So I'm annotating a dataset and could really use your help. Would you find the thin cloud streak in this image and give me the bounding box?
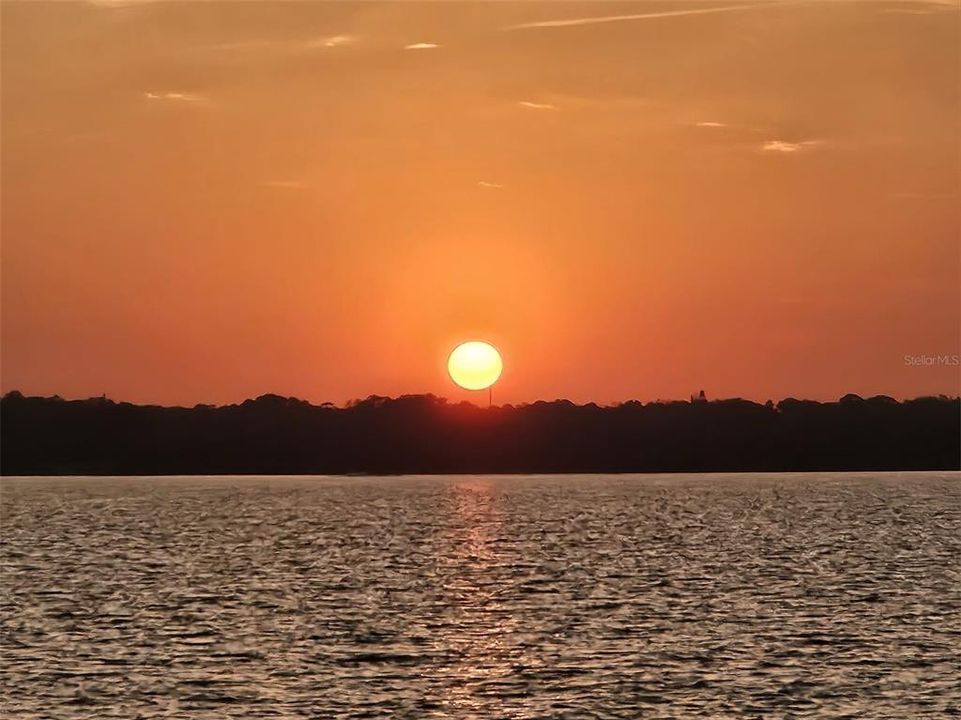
[404,42,440,50]
[478,181,504,189]
[144,91,209,104]
[305,35,354,49]
[205,35,356,55]
[519,101,558,110]
[504,2,787,30]
[761,139,822,153]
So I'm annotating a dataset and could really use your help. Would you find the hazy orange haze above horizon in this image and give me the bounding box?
[2,0,959,406]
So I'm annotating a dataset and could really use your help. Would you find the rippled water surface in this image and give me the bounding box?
[2,473,960,718]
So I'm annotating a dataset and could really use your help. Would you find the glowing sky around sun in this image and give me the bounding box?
[1,1,958,405]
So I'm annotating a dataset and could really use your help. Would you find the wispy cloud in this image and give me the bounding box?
[695,121,728,128]
[505,2,785,30]
[404,42,440,50]
[144,91,209,105]
[519,100,558,111]
[305,35,355,49]
[205,35,357,56]
[761,139,822,153]
[478,181,504,189]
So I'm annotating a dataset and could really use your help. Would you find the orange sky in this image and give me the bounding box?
[2,0,959,406]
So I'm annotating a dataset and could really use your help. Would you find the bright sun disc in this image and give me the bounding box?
[448,341,503,391]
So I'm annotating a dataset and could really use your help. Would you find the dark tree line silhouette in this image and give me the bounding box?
[1,391,958,475]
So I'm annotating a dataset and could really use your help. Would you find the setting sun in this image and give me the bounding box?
[447,341,503,391]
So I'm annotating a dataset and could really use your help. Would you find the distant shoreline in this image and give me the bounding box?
[2,391,958,476]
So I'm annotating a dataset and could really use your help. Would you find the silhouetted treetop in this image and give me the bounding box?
[2,391,957,475]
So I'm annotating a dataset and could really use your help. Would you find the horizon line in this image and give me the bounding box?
[3,389,958,412]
